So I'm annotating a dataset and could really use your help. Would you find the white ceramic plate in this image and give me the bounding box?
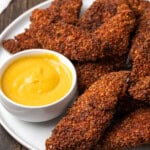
[0,0,150,150]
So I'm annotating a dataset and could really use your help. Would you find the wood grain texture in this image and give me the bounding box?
[0,0,45,149]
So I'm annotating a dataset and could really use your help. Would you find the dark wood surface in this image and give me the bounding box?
[0,0,44,149]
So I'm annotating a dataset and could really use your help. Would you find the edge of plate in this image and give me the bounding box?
[0,0,52,41]
[0,104,39,150]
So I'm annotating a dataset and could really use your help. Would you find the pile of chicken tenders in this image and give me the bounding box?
[3,0,150,149]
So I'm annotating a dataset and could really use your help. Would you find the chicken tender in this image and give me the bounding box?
[3,0,82,53]
[46,71,130,150]
[95,108,150,150]
[129,76,150,104]
[94,4,136,58]
[78,0,126,31]
[35,5,135,61]
[35,21,100,61]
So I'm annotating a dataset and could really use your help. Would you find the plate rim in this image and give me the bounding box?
[0,0,52,41]
[0,103,37,150]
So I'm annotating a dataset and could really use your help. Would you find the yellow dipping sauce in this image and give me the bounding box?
[1,54,72,106]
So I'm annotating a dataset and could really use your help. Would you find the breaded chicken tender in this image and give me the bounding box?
[46,71,130,150]
[3,0,82,53]
[35,5,135,61]
[35,21,100,61]
[129,76,150,104]
[93,4,135,58]
[95,108,150,150]
[78,0,126,31]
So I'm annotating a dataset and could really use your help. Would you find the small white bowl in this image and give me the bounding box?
[0,49,77,122]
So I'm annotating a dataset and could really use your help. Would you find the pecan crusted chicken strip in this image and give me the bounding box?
[35,21,100,62]
[35,5,135,61]
[129,76,150,104]
[78,0,127,31]
[95,108,150,150]
[3,0,82,53]
[93,4,136,58]
[46,71,130,150]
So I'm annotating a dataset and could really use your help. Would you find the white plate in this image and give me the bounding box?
[0,0,150,150]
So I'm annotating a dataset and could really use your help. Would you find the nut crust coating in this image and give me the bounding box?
[46,71,130,150]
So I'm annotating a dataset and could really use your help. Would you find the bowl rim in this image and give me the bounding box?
[0,49,77,109]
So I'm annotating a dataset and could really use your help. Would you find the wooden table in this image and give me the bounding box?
[0,0,45,149]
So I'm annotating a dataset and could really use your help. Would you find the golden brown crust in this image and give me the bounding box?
[75,62,113,94]
[126,0,150,17]
[94,4,136,58]
[30,0,82,26]
[3,0,82,53]
[129,76,150,104]
[75,55,127,93]
[2,29,41,53]
[95,108,150,150]
[129,9,150,82]
[35,6,135,61]
[78,0,127,31]
[46,71,130,150]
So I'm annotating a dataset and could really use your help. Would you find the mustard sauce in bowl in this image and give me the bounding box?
[1,53,72,106]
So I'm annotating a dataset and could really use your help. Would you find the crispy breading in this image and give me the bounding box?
[3,0,82,53]
[93,4,136,58]
[129,9,150,80]
[46,71,130,150]
[35,5,135,61]
[95,108,150,150]
[75,62,113,94]
[115,96,147,118]
[127,0,150,17]
[58,0,82,24]
[129,76,150,104]
[78,0,126,31]
[30,0,82,26]
[75,55,127,93]
[130,8,150,60]
[2,29,41,53]
[35,21,100,61]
